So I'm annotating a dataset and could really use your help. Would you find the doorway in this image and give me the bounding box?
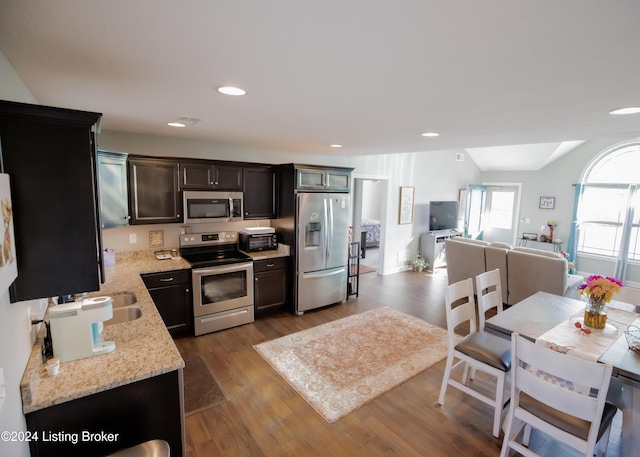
[481,183,522,245]
[353,175,389,274]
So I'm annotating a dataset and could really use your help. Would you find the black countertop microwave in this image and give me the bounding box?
[183,191,243,224]
[239,233,278,252]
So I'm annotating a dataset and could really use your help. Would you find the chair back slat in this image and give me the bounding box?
[444,278,476,341]
[476,269,504,330]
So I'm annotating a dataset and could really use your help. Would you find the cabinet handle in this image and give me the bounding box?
[267,264,275,268]
[160,278,174,282]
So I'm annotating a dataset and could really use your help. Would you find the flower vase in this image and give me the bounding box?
[584,297,607,329]
[548,226,554,241]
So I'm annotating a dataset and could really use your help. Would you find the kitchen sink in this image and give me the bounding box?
[110,292,137,308]
[104,306,142,326]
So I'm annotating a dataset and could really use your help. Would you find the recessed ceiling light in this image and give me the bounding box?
[330,144,343,148]
[421,132,440,137]
[218,86,246,96]
[168,117,201,128]
[609,107,640,115]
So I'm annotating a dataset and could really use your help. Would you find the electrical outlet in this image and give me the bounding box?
[129,233,137,244]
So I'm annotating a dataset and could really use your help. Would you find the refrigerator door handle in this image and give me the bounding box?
[323,197,330,260]
[327,197,334,263]
[302,268,346,279]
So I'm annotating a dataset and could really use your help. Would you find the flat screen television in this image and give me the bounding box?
[429,201,459,231]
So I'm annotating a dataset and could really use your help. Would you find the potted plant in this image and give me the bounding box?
[412,254,428,272]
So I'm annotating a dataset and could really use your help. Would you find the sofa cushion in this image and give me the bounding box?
[489,242,513,249]
[445,238,488,293]
[507,249,569,304]
[485,244,509,304]
[512,246,563,259]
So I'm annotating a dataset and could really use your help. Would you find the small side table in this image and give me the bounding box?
[518,238,563,253]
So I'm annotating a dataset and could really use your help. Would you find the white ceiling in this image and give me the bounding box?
[1,1,639,170]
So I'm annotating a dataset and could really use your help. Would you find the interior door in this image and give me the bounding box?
[482,184,521,245]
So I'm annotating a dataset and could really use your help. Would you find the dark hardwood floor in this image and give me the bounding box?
[174,268,622,457]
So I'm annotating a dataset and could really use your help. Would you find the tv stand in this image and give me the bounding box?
[419,229,461,271]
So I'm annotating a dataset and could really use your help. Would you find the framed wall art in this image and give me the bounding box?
[0,174,17,294]
[539,196,555,209]
[398,186,415,224]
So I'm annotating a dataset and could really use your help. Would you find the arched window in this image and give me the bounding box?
[577,142,640,261]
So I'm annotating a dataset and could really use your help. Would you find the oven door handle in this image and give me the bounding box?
[192,262,253,277]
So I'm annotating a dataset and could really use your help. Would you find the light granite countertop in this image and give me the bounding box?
[240,244,291,260]
[20,250,191,414]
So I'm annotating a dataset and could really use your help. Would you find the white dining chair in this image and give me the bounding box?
[438,278,512,438]
[476,269,504,331]
[500,334,618,457]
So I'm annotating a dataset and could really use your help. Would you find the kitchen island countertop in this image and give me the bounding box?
[20,251,191,414]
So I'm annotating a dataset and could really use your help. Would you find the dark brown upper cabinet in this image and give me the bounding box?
[128,156,182,225]
[0,101,103,301]
[179,160,243,191]
[243,166,276,220]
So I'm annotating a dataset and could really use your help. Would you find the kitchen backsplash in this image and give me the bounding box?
[103,221,274,253]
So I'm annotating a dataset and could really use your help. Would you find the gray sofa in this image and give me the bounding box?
[445,237,584,305]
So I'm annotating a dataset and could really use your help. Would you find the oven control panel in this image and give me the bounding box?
[179,231,237,247]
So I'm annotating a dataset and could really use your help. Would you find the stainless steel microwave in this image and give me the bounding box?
[183,191,243,224]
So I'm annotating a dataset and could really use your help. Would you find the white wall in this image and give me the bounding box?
[0,49,41,457]
[481,138,640,284]
[361,180,383,220]
[350,150,481,273]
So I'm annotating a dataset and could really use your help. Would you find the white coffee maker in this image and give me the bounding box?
[49,296,116,363]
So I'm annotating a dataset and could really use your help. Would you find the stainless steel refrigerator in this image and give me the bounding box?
[295,192,350,314]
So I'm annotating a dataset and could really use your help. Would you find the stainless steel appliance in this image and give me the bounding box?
[183,191,243,224]
[274,190,350,314]
[179,231,254,335]
[295,193,350,313]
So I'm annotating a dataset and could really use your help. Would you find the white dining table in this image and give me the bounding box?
[485,291,640,457]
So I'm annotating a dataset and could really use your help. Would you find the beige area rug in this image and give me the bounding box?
[254,306,449,423]
[183,354,228,416]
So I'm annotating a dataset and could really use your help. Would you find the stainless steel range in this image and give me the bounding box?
[179,231,254,336]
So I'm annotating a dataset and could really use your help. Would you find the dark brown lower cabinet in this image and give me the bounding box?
[25,370,183,457]
[254,257,290,314]
[141,270,192,337]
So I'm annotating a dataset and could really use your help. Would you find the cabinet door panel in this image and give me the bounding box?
[180,162,214,189]
[148,285,191,333]
[98,151,129,228]
[244,167,276,219]
[214,164,243,190]
[0,101,102,301]
[255,269,286,310]
[129,158,182,224]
